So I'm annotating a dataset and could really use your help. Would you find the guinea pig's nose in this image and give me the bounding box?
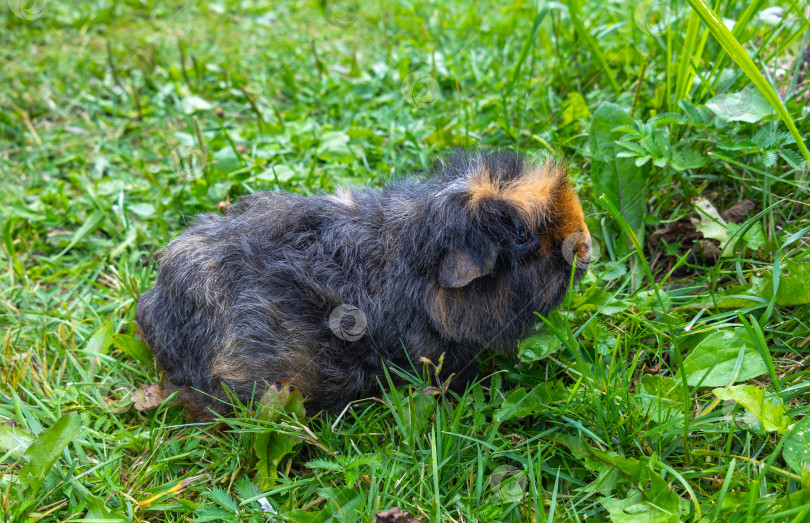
[574,230,591,265]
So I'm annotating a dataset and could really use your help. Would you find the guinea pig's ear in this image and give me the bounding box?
[438,238,498,288]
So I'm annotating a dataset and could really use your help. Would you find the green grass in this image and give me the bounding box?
[2,0,810,521]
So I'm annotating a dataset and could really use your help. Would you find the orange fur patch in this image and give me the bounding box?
[465,164,501,206]
[551,185,587,239]
[501,164,560,218]
[464,163,566,221]
[465,161,590,255]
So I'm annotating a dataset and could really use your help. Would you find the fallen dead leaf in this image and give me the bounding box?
[133,384,167,411]
[374,508,421,523]
[720,199,756,223]
[698,239,723,260]
[648,198,757,261]
[648,220,700,249]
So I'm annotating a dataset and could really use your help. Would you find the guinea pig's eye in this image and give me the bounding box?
[513,226,534,249]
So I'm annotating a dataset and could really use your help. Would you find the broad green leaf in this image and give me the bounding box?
[590,102,635,162]
[783,414,810,474]
[0,425,34,460]
[594,452,651,481]
[213,146,242,173]
[718,491,749,514]
[18,413,82,496]
[493,382,566,422]
[86,320,114,356]
[258,381,306,422]
[589,103,646,249]
[518,331,561,362]
[254,382,306,488]
[582,322,618,356]
[257,164,298,183]
[781,488,810,516]
[572,287,628,316]
[316,131,351,158]
[691,198,731,244]
[767,261,810,307]
[681,329,768,387]
[601,487,682,523]
[319,486,363,522]
[705,90,776,123]
[636,375,685,423]
[127,202,156,218]
[638,375,684,403]
[403,389,433,437]
[112,334,153,364]
[581,466,623,496]
[596,454,683,523]
[282,509,329,523]
[181,95,213,114]
[712,385,791,433]
[82,487,128,520]
[562,91,590,125]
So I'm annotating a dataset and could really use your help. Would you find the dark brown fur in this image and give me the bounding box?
[135,150,590,416]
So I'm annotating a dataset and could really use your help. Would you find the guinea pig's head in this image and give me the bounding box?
[419,150,590,351]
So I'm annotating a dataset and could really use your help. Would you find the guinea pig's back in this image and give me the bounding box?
[136,190,384,407]
[136,194,302,376]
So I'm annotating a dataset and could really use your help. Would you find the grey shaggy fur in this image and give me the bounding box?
[135,149,590,416]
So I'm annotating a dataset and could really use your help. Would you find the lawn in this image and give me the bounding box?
[1,0,810,521]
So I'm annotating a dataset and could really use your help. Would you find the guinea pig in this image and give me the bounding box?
[135,149,590,417]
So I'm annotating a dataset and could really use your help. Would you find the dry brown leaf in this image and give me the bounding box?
[648,221,700,249]
[698,239,723,260]
[133,384,167,411]
[720,199,756,223]
[648,198,755,259]
[374,507,421,523]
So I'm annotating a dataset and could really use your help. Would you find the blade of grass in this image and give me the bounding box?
[674,9,702,105]
[563,0,620,94]
[685,0,810,165]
